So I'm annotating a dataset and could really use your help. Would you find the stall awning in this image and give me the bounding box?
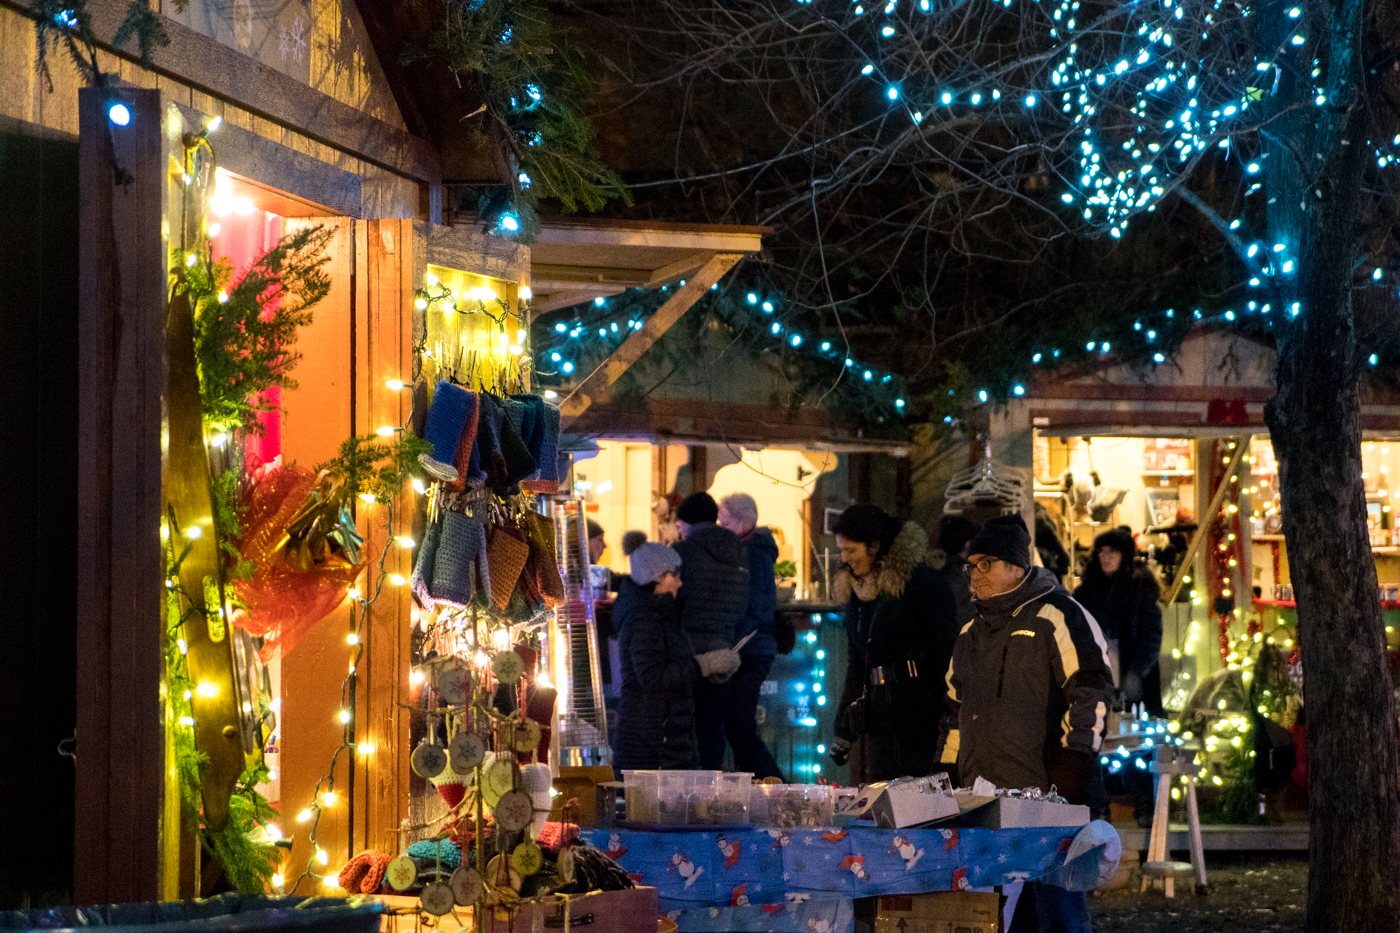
[563,396,908,453]
[528,217,767,313]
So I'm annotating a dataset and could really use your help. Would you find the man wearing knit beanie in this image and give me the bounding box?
[938,511,1112,933]
[672,491,750,769]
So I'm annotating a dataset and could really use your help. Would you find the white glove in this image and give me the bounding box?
[695,648,742,683]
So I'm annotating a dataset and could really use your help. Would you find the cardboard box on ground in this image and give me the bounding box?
[377,887,659,933]
[856,893,1002,933]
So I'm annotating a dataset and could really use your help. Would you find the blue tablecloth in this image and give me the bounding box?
[580,825,1082,933]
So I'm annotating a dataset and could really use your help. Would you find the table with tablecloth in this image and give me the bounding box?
[580,822,1117,933]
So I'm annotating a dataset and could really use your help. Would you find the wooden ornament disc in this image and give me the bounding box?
[411,741,447,779]
[450,866,482,906]
[511,840,543,877]
[494,789,534,832]
[492,650,524,685]
[449,731,486,774]
[514,719,542,753]
[420,881,455,916]
[486,854,523,892]
[386,854,418,892]
[436,666,472,706]
[482,756,516,807]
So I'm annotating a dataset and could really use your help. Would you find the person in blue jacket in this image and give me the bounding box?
[718,492,785,780]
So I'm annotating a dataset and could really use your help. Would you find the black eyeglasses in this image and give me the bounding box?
[965,558,1005,574]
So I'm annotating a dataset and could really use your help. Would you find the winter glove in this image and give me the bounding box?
[1045,749,1097,806]
[695,648,742,683]
[829,738,852,767]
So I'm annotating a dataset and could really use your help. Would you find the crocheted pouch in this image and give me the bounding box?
[432,510,486,608]
[486,525,530,610]
[410,514,443,610]
[421,381,474,480]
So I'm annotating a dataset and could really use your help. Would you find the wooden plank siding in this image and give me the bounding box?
[73,87,169,906]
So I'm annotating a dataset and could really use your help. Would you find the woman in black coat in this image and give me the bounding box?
[830,505,960,783]
[612,544,701,774]
[1073,528,1164,715]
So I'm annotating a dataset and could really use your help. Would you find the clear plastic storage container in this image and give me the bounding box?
[751,784,835,828]
[622,770,660,823]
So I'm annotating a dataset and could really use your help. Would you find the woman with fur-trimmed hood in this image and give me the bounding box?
[829,505,960,783]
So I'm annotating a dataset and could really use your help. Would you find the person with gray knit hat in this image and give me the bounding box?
[614,543,701,772]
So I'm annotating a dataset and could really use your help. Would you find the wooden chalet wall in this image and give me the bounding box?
[1,0,451,903]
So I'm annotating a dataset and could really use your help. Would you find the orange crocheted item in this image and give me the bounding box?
[486,525,530,610]
[338,850,393,894]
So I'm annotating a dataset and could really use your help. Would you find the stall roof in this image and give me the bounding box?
[1028,328,1400,436]
[527,217,768,313]
[563,396,908,453]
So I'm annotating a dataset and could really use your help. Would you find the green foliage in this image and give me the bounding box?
[165,561,280,894]
[421,0,628,236]
[31,0,169,90]
[1202,741,1267,826]
[180,225,334,434]
[774,559,797,580]
[211,471,254,582]
[315,432,434,506]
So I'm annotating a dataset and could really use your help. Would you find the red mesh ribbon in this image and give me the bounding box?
[230,459,363,661]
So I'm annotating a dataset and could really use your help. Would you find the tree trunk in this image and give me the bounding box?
[1263,2,1400,927]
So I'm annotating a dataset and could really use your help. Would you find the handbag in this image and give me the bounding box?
[774,611,797,655]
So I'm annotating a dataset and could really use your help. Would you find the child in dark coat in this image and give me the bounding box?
[612,543,701,773]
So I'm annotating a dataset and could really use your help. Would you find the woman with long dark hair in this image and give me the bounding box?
[1073,528,1164,714]
[829,505,959,783]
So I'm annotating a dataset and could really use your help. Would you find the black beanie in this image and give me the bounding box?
[676,492,719,524]
[965,514,1032,570]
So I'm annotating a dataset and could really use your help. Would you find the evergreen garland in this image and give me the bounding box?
[180,226,334,434]
[165,549,281,893]
[419,0,629,239]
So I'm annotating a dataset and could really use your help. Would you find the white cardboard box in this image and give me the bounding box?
[867,783,961,828]
[953,795,1089,829]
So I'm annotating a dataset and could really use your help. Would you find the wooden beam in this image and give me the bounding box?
[1162,439,1248,606]
[558,253,741,425]
[74,87,168,905]
[5,0,441,187]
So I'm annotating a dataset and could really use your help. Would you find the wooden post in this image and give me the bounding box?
[74,88,170,904]
[848,453,871,506]
[558,253,742,425]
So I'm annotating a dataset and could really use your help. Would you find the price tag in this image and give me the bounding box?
[450,866,482,906]
[386,854,418,892]
[494,789,534,832]
[514,719,542,753]
[511,840,543,877]
[420,881,455,916]
[448,732,486,774]
[492,649,524,685]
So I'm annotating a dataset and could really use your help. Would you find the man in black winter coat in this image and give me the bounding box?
[936,514,1112,933]
[673,492,750,769]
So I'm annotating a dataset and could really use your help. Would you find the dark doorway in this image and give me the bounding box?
[0,127,80,908]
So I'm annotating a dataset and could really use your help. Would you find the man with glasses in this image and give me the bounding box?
[936,515,1112,933]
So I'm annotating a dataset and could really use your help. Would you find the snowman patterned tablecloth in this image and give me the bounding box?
[579,825,1083,933]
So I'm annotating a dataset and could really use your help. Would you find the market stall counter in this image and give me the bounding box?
[579,822,1118,933]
